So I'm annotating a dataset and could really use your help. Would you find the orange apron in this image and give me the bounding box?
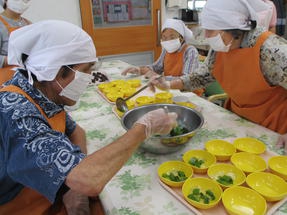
[213,31,287,134]
[164,44,204,96]
[0,85,67,215]
[0,15,24,85]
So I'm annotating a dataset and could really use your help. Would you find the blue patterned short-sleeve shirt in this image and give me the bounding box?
[0,71,86,204]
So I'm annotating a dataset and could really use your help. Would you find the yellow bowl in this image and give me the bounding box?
[98,82,112,92]
[205,139,236,161]
[182,150,216,174]
[222,186,267,215]
[135,96,155,106]
[121,87,136,97]
[174,102,196,109]
[158,161,193,187]
[182,177,222,209]
[106,92,124,102]
[155,92,173,103]
[110,79,126,87]
[126,100,135,110]
[115,108,124,117]
[126,79,141,87]
[268,156,287,180]
[246,172,287,202]
[233,137,266,154]
[231,152,267,174]
[207,164,246,189]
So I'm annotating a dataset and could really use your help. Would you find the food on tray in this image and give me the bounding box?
[162,170,187,182]
[216,175,234,186]
[188,188,216,204]
[189,157,205,168]
[170,125,188,136]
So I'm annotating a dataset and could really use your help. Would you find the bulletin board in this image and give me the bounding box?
[102,1,132,23]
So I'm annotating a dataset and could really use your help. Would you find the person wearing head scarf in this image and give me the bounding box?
[0,20,177,214]
[150,0,287,153]
[0,0,32,84]
[121,19,203,95]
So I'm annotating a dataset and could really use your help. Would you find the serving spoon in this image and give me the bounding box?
[116,75,163,112]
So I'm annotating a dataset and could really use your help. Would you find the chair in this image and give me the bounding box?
[204,81,228,106]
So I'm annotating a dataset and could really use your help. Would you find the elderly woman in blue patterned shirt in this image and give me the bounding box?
[0,20,177,214]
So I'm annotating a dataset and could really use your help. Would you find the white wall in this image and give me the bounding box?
[21,0,82,26]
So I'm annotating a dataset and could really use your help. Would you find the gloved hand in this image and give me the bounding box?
[63,190,90,215]
[149,75,171,91]
[276,133,287,154]
[135,108,177,138]
[144,70,158,79]
[121,66,141,76]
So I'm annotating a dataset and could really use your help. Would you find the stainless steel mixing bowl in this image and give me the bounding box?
[121,104,204,154]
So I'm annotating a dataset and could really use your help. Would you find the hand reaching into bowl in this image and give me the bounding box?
[135,108,177,138]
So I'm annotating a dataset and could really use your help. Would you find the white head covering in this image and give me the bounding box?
[201,0,271,30]
[162,19,193,43]
[8,20,97,84]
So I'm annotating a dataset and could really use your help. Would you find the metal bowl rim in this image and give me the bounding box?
[121,103,204,139]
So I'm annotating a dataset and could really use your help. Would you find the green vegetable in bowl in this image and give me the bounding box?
[170,125,188,136]
[189,157,205,168]
[188,188,215,204]
[162,170,187,182]
[216,175,233,186]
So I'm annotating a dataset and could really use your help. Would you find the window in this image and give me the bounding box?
[187,0,206,11]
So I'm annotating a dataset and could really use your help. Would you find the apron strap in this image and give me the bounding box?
[0,85,66,133]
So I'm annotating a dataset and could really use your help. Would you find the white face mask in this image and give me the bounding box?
[57,66,92,102]
[7,0,31,14]
[207,33,232,52]
[161,38,181,53]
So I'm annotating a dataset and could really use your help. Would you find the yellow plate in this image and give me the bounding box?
[182,150,216,174]
[233,137,266,154]
[207,163,246,189]
[268,156,287,180]
[246,172,287,202]
[182,177,222,209]
[222,186,267,215]
[157,161,193,187]
[231,152,267,174]
[135,96,155,106]
[205,139,236,161]
[126,79,141,87]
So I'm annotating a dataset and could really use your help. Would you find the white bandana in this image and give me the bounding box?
[201,0,271,30]
[8,20,98,84]
[162,18,193,43]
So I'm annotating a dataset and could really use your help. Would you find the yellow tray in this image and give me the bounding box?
[158,150,287,215]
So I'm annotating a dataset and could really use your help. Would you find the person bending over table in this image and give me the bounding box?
[0,20,177,215]
[150,0,287,153]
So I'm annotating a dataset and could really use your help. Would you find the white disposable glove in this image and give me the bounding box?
[144,70,159,79]
[276,133,287,154]
[121,66,141,76]
[135,108,177,138]
[149,75,171,91]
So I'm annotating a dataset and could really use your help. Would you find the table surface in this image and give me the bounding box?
[70,60,286,215]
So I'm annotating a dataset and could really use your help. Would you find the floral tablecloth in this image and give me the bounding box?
[70,60,286,215]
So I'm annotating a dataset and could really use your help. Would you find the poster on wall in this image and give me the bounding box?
[103,1,132,23]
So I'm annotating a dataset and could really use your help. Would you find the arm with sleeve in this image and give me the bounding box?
[0,22,8,68]
[180,49,216,91]
[259,34,287,90]
[1,94,85,204]
[149,50,166,74]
